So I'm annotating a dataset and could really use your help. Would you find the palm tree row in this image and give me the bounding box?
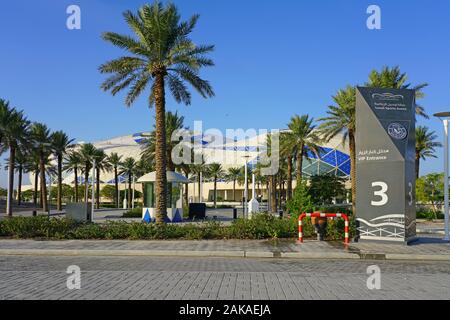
[65,145,151,210]
[0,99,74,216]
[0,99,154,215]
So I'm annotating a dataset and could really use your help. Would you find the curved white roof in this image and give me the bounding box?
[138,171,189,183]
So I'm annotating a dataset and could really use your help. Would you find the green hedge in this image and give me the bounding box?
[0,214,356,241]
[123,208,142,218]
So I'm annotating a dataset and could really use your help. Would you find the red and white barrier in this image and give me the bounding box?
[298,212,349,244]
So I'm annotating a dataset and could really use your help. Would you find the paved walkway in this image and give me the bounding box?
[0,237,449,261]
[1,256,449,300]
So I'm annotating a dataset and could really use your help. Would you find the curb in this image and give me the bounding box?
[245,251,276,258]
[385,253,450,261]
[0,249,449,261]
[0,249,245,258]
[417,229,445,235]
[281,252,360,259]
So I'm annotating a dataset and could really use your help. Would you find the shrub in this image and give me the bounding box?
[286,181,314,214]
[0,216,78,239]
[416,208,444,220]
[123,208,143,218]
[0,215,355,241]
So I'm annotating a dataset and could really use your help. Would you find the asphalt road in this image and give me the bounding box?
[0,255,449,300]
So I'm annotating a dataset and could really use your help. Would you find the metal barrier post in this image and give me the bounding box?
[298,212,349,244]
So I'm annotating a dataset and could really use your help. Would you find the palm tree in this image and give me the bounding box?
[119,157,137,209]
[64,151,82,202]
[415,126,442,179]
[141,111,186,171]
[99,2,215,223]
[14,148,28,206]
[51,131,74,211]
[237,165,253,187]
[365,66,429,118]
[285,115,322,183]
[208,163,224,208]
[3,148,29,207]
[318,86,357,215]
[30,123,53,212]
[226,167,241,201]
[265,133,279,213]
[107,152,122,208]
[78,143,98,204]
[189,155,207,202]
[0,100,30,216]
[280,131,294,201]
[25,151,41,207]
[93,149,111,209]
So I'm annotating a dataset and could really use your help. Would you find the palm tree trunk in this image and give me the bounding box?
[84,165,89,204]
[182,170,189,207]
[197,174,201,202]
[287,155,293,201]
[6,146,16,216]
[74,167,78,202]
[270,175,277,213]
[167,154,175,172]
[39,152,48,212]
[114,167,119,208]
[96,167,100,209]
[296,145,304,183]
[233,180,236,201]
[154,73,168,223]
[184,183,189,207]
[33,169,39,207]
[214,177,217,208]
[128,173,132,209]
[415,153,420,180]
[349,130,356,217]
[57,155,63,211]
[17,164,23,206]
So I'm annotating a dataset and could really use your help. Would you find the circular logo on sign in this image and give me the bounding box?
[387,122,408,140]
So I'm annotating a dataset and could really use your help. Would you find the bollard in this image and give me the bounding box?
[32,210,37,217]
[279,210,283,219]
[233,208,238,220]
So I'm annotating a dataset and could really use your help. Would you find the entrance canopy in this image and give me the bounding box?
[137,171,190,184]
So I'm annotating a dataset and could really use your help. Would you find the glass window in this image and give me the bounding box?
[143,183,154,208]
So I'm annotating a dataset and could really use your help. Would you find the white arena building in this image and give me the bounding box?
[26,130,351,205]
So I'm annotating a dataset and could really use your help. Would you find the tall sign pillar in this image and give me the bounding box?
[355,87,416,243]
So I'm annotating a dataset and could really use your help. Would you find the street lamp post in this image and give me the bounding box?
[91,159,96,223]
[243,155,250,219]
[132,175,136,209]
[48,172,52,218]
[434,112,450,241]
[200,171,203,202]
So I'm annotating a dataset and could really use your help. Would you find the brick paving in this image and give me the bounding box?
[0,255,449,300]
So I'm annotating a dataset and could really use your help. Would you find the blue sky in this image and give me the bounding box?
[1,0,450,187]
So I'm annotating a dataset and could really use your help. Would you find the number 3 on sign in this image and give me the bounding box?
[371,182,388,206]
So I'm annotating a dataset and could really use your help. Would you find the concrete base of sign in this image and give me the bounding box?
[66,203,91,222]
[356,235,419,246]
